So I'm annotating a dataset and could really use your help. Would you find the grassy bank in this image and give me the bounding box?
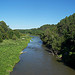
[0,35,31,75]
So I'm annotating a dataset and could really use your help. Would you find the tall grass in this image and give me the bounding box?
[0,36,31,75]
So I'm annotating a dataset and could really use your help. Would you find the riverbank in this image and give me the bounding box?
[10,36,75,75]
[42,42,75,69]
[0,35,31,75]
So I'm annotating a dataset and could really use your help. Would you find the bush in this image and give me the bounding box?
[12,34,18,40]
[0,38,3,42]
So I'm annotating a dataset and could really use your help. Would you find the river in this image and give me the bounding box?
[10,36,75,75]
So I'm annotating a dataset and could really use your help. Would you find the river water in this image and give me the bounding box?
[10,36,75,75]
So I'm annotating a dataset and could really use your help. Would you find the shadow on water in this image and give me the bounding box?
[57,59,75,70]
[10,36,75,75]
[42,41,75,70]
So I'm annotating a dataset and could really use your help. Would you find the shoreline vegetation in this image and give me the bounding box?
[0,35,31,75]
[17,13,75,69]
[0,13,75,75]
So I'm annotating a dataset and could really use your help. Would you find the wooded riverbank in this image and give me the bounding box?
[10,36,75,75]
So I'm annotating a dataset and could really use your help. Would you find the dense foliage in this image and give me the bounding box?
[17,28,43,35]
[0,21,20,42]
[18,13,75,68]
[40,13,75,68]
[57,13,75,67]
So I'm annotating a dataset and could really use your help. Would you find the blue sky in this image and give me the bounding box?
[0,0,75,29]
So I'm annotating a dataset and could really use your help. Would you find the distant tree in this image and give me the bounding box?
[0,32,3,42]
[12,34,18,40]
[0,26,5,33]
[13,30,20,38]
[0,21,9,32]
[7,29,13,39]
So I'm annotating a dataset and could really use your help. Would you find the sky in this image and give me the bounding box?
[0,0,75,29]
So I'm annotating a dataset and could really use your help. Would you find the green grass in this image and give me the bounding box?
[57,54,62,58]
[0,36,31,75]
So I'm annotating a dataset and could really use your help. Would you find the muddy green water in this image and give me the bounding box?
[10,36,75,75]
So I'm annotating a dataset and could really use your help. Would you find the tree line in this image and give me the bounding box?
[18,13,75,68]
[0,21,20,42]
[40,13,75,68]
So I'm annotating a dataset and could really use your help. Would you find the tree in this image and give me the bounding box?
[0,32,3,42]
[12,34,18,40]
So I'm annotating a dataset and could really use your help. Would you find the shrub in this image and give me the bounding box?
[12,34,18,40]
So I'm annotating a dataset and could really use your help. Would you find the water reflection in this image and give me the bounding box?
[10,36,75,75]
